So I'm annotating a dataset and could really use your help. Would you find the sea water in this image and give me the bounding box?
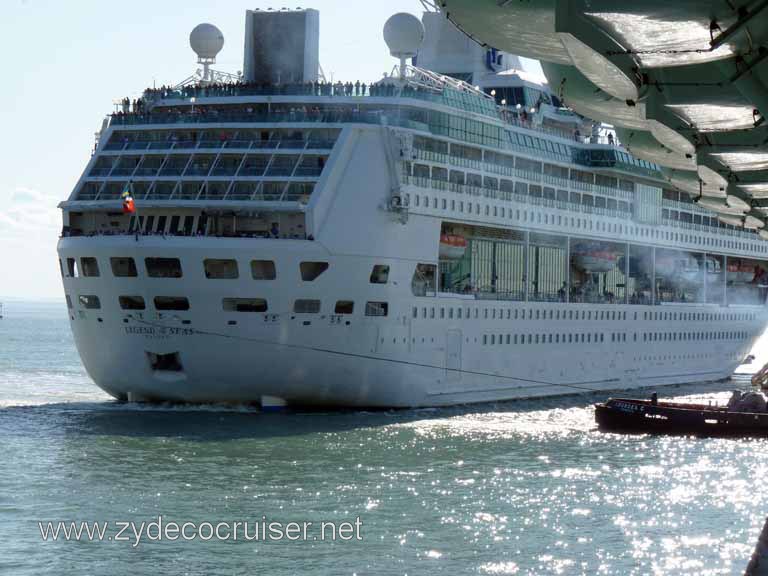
[1,300,766,575]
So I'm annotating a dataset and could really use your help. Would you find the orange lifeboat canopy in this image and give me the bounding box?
[439,234,467,260]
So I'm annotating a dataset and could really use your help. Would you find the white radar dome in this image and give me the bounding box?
[383,13,424,58]
[190,23,224,61]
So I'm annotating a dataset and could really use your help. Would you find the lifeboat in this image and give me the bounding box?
[572,243,617,273]
[439,234,467,260]
[727,260,757,283]
[654,255,700,283]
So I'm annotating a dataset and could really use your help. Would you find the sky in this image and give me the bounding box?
[0,0,544,300]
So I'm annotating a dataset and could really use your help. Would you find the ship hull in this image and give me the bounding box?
[59,236,763,408]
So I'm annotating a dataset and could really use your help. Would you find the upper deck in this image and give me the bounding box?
[59,74,768,256]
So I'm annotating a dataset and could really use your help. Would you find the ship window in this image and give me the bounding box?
[66,258,79,278]
[370,265,390,284]
[294,299,320,314]
[78,295,101,309]
[183,216,195,235]
[223,298,268,312]
[146,258,183,278]
[336,301,354,315]
[365,302,388,317]
[251,260,277,280]
[119,296,146,310]
[413,164,430,178]
[300,261,329,281]
[80,257,100,277]
[154,296,190,311]
[204,259,239,279]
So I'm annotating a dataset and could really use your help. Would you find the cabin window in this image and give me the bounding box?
[365,302,388,317]
[294,299,320,314]
[66,258,79,278]
[411,264,436,296]
[154,296,190,311]
[183,216,195,235]
[251,260,276,280]
[204,259,239,279]
[300,261,329,281]
[223,298,268,312]
[335,301,354,314]
[119,296,146,310]
[111,257,138,277]
[146,258,183,278]
[78,295,101,309]
[370,265,390,284]
[80,257,100,277]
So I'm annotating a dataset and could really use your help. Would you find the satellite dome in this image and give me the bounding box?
[383,13,424,58]
[190,23,224,61]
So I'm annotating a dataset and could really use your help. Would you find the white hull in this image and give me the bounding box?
[59,235,764,408]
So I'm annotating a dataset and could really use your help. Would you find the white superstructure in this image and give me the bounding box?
[57,11,768,408]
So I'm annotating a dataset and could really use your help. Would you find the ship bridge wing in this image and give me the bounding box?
[440,0,768,236]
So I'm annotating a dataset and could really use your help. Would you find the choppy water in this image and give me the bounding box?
[1,300,767,575]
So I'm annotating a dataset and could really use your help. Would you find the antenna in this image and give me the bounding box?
[383,13,424,80]
[189,23,225,83]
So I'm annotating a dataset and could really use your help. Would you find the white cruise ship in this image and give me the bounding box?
[57,10,768,408]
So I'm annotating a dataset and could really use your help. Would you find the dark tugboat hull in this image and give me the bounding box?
[595,398,768,437]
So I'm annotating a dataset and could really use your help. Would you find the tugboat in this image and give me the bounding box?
[595,391,768,436]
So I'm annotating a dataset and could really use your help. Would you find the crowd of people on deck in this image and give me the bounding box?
[119,96,148,114]
[138,79,428,102]
[110,79,599,147]
[110,79,442,124]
